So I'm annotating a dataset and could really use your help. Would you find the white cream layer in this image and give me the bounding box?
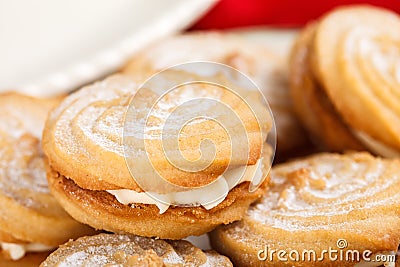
[1,242,54,260]
[107,158,264,214]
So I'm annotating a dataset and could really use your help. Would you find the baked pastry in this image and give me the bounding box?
[40,233,233,266]
[122,31,310,157]
[43,71,272,239]
[290,5,400,157]
[0,93,95,262]
[210,152,400,267]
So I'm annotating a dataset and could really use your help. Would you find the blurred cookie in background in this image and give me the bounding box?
[290,5,400,157]
[43,73,272,240]
[40,233,233,267]
[0,93,96,264]
[290,22,366,152]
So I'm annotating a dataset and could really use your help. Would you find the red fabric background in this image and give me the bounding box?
[192,0,400,29]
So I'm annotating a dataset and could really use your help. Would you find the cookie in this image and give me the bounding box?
[289,23,365,151]
[122,31,310,156]
[210,152,400,266]
[43,72,272,239]
[40,233,233,266]
[0,93,95,261]
[289,5,400,157]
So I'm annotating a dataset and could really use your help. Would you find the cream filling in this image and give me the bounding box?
[352,130,400,158]
[107,158,264,214]
[0,242,54,260]
[354,251,396,267]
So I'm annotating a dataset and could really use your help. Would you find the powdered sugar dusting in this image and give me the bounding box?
[247,153,400,231]
[0,94,61,212]
[41,234,232,266]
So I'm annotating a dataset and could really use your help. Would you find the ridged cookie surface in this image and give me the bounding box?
[0,93,94,247]
[210,152,400,266]
[40,234,232,267]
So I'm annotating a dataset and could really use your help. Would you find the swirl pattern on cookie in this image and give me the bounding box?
[210,152,400,267]
[289,23,365,151]
[40,233,233,267]
[43,73,270,191]
[311,6,400,155]
[0,93,95,261]
[43,72,272,239]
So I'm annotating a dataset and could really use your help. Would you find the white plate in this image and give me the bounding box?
[0,0,216,97]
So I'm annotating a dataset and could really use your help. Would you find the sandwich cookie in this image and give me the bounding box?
[210,152,400,267]
[289,5,400,157]
[289,22,365,152]
[40,233,233,267]
[0,93,95,263]
[43,68,273,239]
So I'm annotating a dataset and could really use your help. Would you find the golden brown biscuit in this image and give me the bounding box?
[0,93,95,261]
[43,74,269,191]
[210,152,400,267]
[122,31,310,156]
[43,72,272,239]
[313,6,400,155]
[290,5,400,157]
[289,23,365,152]
[40,233,233,267]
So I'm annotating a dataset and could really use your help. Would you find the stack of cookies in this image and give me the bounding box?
[1,4,400,267]
[0,94,95,267]
[38,65,274,266]
[211,152,400,266]
[42,69,273,239]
